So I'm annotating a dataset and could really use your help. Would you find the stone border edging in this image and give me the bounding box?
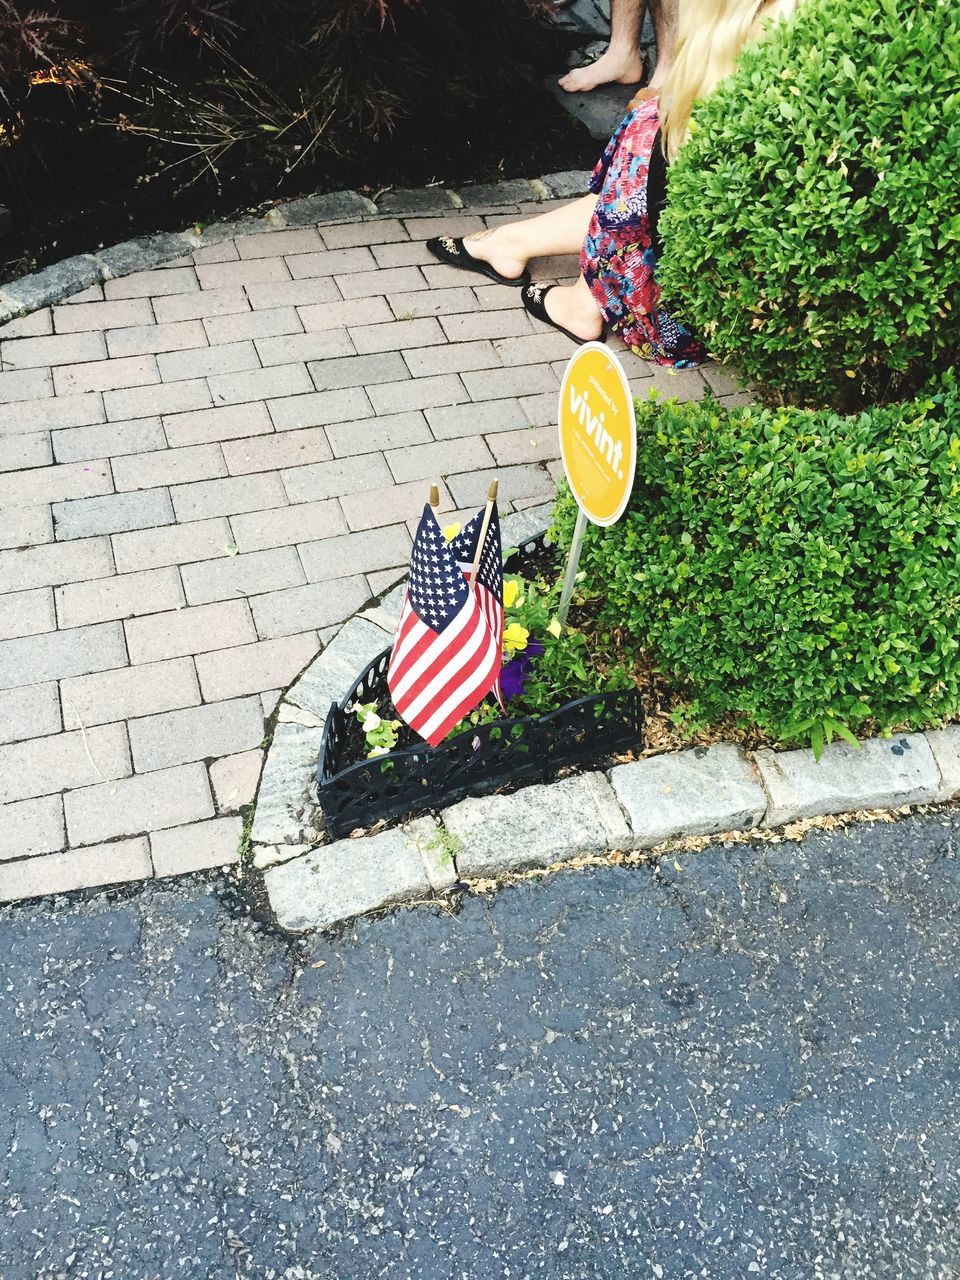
[0,172,591,325]
[249,501,960,933]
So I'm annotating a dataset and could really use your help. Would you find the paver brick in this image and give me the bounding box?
[157,340,259,383]
[0,368,53,405]
[203,307,303,345]
[106,320,208,358]
[371,241,436,268]
[125,599,255,664]
[180,545,305,605]
[171,472,288,521]
[243,277,340,310]
[427,397,528,439]
[0,537,113,592]
[250,574,370,640]
[229,499,346,553]
[0,683,61,744]
[60,657,200,728]
[280,452,391,504]
[104,377,211,422]
[267,386,372,432]
[368,373,469,415]
[306,351,407,393]
[53,488,174,539]
[386,435,493,484]
[112,515,232,572]
[325,409,430,458]
[0,838,152,904]
[209,749,263,812]
[221,426,332,475]
[209,363,313,407]
[1,309,52,339]
[298,523,411,582]
[319,219,409,249]
[195,631,319,701]
[255,329,355,367]
[388,286,479,320]
[150,816,243,876]
[297,296,392,333]
[286,247,376,278]
[54,354,160,396]
[486,423,561,466]
[462,363,559,401]
[1,329,106,369]
[446,462,555,507]
[196,257,291,290]
[0,721,130,805]
[52,416,165,463]
[191,239,240,265]
[163,400,273,447]
[439,310,534,342]
[129,696,264,771]
[152,287,250,324]
[0,795,64,861]
[103,267,198,299]
[0,505,52,550]
[0,621,127,690]
[0,431,53,472]
[64,762,214,847]
[55,566,184,627]
[0,459,112,511]
[350,317,446,355]
[335,265,424,299]
[0,587,56,640]
[0,390,104,435]
[112,442,226,491]
[236,227,323,259]
[52,298,155,333]
[492,331,577,366]
[63,283,104,303]
[340,478,451,531]
[403,340,498,378]
[403,214,486,238]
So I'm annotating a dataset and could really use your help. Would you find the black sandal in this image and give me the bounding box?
[521,283,605,346]
[425,236,530,287]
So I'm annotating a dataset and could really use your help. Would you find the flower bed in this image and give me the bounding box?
[316,534,642,838]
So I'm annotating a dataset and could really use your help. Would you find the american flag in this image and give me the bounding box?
[449,503,505,706]
[388,504,502,747]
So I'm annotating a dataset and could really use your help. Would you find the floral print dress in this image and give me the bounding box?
[581,95,707,368]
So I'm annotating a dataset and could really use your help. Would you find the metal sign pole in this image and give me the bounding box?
[557,506,588,624]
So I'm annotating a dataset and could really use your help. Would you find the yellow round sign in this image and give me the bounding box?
[558,341,635,527]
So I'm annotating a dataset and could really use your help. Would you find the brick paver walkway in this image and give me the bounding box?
[0,201,738,903]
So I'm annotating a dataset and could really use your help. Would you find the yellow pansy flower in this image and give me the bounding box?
[442,522,461,541]
[503,622,529,653]
[546,618,562,638]
[503,579,522,609]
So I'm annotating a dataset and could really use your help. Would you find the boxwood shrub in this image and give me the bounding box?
[658,0,960,411]
[551,374,960,748]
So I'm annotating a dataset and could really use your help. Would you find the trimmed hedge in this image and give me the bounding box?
[551,375,960,747]
[658,0,960,411]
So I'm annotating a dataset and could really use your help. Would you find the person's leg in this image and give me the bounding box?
[534,273,605,342]
[645,0,678,91]
[558,0,646,94]
[460,194,597,280]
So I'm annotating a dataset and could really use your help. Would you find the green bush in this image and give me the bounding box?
[551,375,960,747]
[658,0,960,411]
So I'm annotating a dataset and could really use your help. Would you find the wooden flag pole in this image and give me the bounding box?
[467,479,498,590]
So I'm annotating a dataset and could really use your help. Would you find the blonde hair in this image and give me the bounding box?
[661,0,799,160]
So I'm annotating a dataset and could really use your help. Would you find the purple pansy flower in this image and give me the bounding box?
[500,641,543,703]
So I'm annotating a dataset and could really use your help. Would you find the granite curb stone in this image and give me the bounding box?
[925,726,960,803]
[754,733,942,827]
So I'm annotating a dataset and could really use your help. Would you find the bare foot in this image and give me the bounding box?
[542,284,604,342]
[558,46,645,94]
[461,229,527,282]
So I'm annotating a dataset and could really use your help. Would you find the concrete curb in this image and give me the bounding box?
[249,506,960,934]
[0,173,592,326]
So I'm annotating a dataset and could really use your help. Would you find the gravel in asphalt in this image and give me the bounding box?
[1,811,958,1279]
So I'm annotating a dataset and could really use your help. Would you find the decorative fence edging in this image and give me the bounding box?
[249,501,960,934]
[0,172,591,326]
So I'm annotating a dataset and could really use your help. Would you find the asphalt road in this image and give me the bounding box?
[2,811,958,1279]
